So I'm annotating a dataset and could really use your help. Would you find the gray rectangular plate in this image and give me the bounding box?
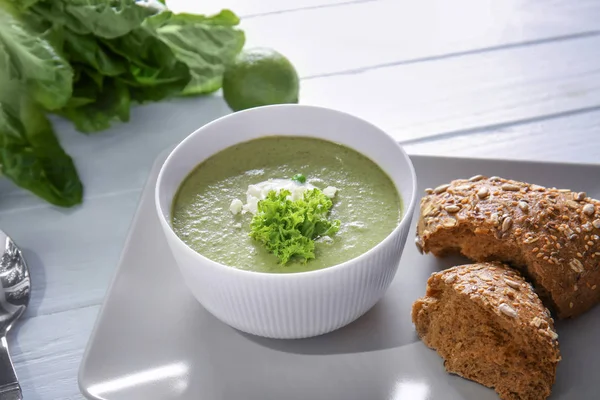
[79,154,600,400]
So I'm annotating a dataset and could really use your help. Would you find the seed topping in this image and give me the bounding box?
[501,183,520,191]
[415,237,423,254]
[569,258,584,273]
[468,175,485,182]
[583,203,595,216]
[434,184,450,194]
[504,278,521,289]
[444,273,457,284]
[444,205,461,213]
[442,218,457,228]
[502,217,513,232]
[575,192,587,201]
[499,303,517,318]
[531,317,544,328]
[477,187,490,199]
[518,201,529,212]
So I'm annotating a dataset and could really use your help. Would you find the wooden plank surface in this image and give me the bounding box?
[12,306,100,400]
[404,109,600,164]
[166,0,372,17]
[3,192,140,319]
[302,35,600,141]
[241,0,600,77]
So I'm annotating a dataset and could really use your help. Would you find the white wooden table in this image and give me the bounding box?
[3,1,600,398]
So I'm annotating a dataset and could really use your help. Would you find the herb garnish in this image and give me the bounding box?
[292,173,306,183]
[250,188,340,264]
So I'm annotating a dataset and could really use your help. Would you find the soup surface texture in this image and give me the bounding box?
[172,136,402,273]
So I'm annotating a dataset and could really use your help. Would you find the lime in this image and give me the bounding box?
[222,48,299,111]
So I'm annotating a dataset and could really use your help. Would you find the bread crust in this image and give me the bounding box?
[412,262,560,400]
[416,176,600,318]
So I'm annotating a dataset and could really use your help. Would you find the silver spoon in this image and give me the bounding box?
[0,230,30,400]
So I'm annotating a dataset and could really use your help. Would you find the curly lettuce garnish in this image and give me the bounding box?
[250,188,340,265]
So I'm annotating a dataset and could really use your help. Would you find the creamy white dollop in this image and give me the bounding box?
[229,198,243,214]
[323,186,338,198]
[229,178,338,215]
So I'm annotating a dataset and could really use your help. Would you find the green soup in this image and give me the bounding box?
[172,136,402,273]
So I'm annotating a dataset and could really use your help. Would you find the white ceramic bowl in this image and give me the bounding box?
[155,105,417,339]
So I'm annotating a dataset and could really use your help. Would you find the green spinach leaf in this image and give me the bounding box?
[31,0,157,39]
[58,77,130,133]
[0,0,73,110]
[103,27,191,102]
[0,74,82,206]
[144,10,245,95]
[62,29,126,76]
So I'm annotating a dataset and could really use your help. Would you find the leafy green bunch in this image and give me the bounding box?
[250,189,341,265]
[0,0,245,206]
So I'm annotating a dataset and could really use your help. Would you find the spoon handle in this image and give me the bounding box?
[0,337,21,400]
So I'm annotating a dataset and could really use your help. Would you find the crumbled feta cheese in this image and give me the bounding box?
[317,235,334,244]
[229,198,243,214]
[290,186,308,201]
[323,186,338,198]
[243,179,315,215]
[229,178,337,216]
[242,196,260,214]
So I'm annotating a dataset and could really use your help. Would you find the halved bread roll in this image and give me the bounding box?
[412,262,560,400]
[416,176,600,318]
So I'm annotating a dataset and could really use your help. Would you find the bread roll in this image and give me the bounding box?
[412,262,560,400]
[416,176,600,318]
